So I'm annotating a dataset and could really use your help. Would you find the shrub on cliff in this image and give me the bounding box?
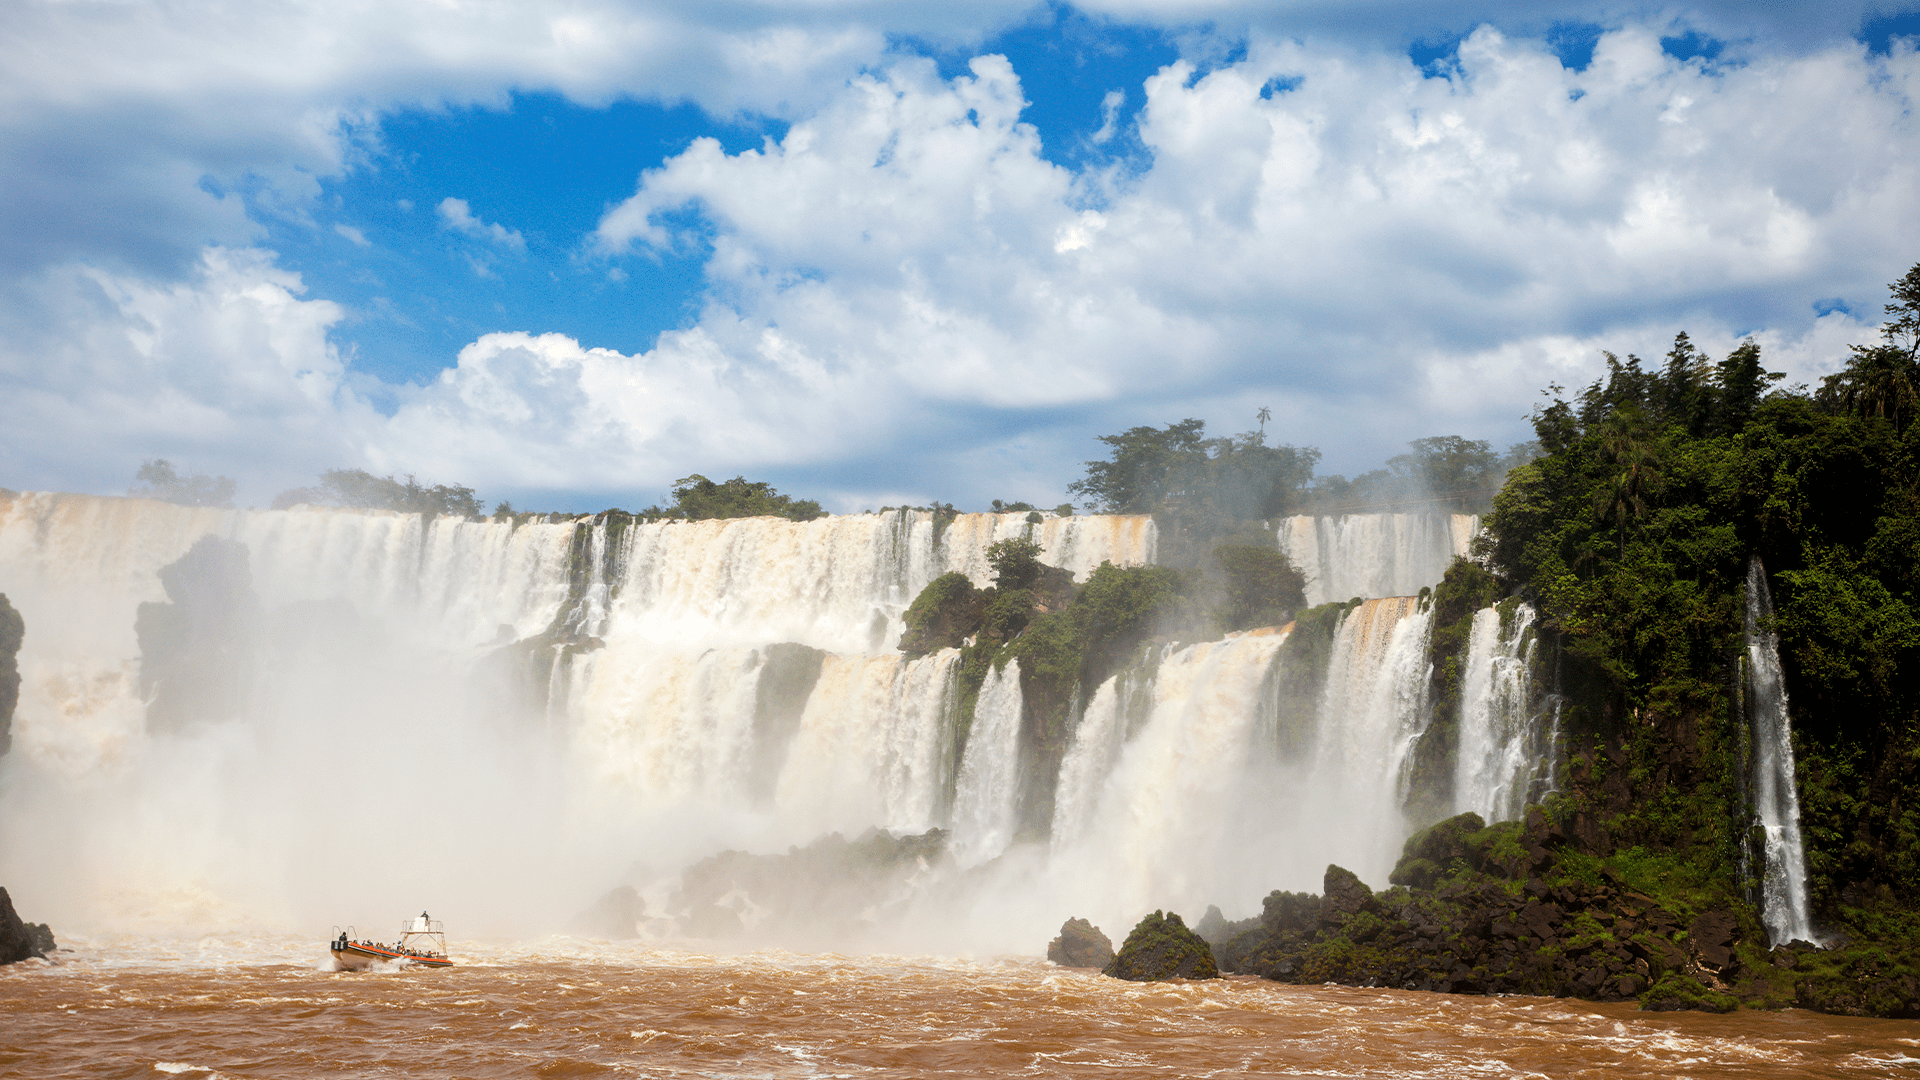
[1212,544,1306,631]
[1103,910,1219,981]
[898,572,984,658]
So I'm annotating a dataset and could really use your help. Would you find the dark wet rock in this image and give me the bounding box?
[1192,904,1260,954]
[1048,917,1115,968]
[668,827,949,944]
[1391,812,1487,889]
[1104,910,1219,981]
[570,885,648,939]
[748,643,826,801]
[0,593,20,757]
[0,887,53,965]
[135,537,259,731]
[1213,827,1799,1014]
[1319,864,1380,929]
[1687,909,1738,971]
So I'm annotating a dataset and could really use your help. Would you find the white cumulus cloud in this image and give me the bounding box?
[437,198,527,252]
[3,6,1918,509]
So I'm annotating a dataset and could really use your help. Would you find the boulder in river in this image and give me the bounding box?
[1103,910,1219,981]
[0,887,54,965]
[1048,917,1115,968]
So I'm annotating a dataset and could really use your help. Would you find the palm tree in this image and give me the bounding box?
[1825,344,1920,428]
[1591,407,1663,558]
[1256,406,1271,439]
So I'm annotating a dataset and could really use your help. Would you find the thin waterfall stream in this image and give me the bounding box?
[1745,556,1819,945]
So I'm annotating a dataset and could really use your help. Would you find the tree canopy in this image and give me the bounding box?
[272,469,481,517]
[663,474,825,522]
[1473,261,1920,917]
[129,460,235,509]
[1066,419,1320,522]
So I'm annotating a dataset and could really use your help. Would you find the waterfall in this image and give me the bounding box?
[0,488,1488,946]
[1745,558,1818,946]
[1454,604,1557,823]
[949,660,1025,866]
[1278,513,1479,607]
[1308,598,1435,883]
[1050,631,1291,917]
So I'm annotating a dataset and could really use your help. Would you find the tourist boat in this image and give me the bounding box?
[329,913,453,969]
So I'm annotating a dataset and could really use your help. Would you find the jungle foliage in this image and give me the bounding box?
[651,474,826,522]
[1474,262,1920,928]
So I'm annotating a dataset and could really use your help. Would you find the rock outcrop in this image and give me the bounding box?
[1213,813,1885,1013]
[1104,910,1219,981]
[135,537,259,731]
[668,827,949,944]
[0,887,54,965]
[569,885,648,939]
[0,593,20,757]
[1048,917,1115,968]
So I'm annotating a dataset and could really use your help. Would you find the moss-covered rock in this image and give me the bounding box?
[898,572,985,658]
[1103,910,1220,981]
[1391,812,1488,887]
[1048,917,1115,968]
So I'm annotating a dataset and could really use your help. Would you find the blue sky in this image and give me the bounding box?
[3,1,1919,512]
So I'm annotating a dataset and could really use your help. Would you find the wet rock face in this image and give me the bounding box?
[0,593,20,757]
[135,537,259,732]
[1048,917,1115,969]
[1103,910,1220,981]
[1225,860,1714,1004]
[1320,865,1381,929]
[0,887,54,965]
[667,827,950,945]
[569,886,648,940]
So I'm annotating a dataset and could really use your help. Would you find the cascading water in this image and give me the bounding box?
[0,492,1161,935]
[1308,599,1435,883]
[1454,603,1558,823]
[948,660,1025,866]
[1278,513,1479,607]
[1745,557,1818,946]
[0,487,1530,952]
[1048,631,1292,918]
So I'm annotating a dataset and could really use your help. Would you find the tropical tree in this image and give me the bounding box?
[271,468,480,517]
[1819,344,1920,429]
[1816,261,1920,429]
[1590,406,1663,557]
[130,460,235,508]
[665,475,824,521]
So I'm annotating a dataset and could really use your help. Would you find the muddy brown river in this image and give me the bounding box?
[3,936,1917,1078]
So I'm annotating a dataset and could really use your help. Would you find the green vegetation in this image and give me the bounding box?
[1103,909,1219,981]
[130,460,235,508]
[1213,544,1306,632]
[272,468,481,517]
[652,474,825,522]
[1468,262,1920,924]
[1066,418,1319,527]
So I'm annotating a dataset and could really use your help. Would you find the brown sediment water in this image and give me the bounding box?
[3,938,1915,1079]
